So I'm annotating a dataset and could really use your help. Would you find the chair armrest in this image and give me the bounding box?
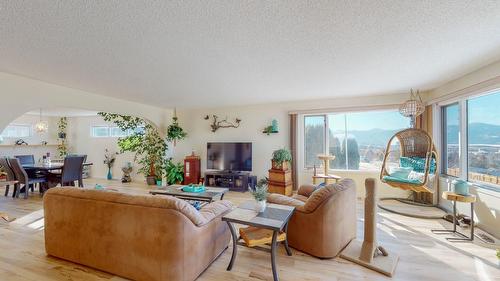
[198,200,233,225]
[267,193,305,208]
[297,184,317,197]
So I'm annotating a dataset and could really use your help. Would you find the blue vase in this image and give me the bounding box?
[107,168,112,180]
[271,119,279,132]
[452,179,469,195]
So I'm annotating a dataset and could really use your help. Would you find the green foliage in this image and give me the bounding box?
[166,116,187,143]
[305,125,324,167]
[264,126,273,135]
[57,117,68,157]
[330,135,360,170]
[252,179,268,201]
[98,112,167,177]
[164,159,184,184]
[103,148,119,168]
[58,117,67,134]
[272,148,292,164]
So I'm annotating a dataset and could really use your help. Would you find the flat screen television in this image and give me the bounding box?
[207,142,252,172]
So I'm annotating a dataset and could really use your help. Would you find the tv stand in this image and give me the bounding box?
[205,171,256,192]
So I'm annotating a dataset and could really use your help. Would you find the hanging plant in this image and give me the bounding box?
[166,110,187,146]
[57,117,68,157]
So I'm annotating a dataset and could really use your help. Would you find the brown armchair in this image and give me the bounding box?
[267,179,357,258]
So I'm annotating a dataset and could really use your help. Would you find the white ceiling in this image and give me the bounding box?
[1,1,499,108]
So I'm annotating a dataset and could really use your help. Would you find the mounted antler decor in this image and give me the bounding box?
[204,114,241,132]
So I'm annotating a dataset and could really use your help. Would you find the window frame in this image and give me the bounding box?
[91,126,111,138]
[1,124,33,138]
[91,125,144,138]
[438,88,500,191]
[303,115,327,169]
[301,107,409,172]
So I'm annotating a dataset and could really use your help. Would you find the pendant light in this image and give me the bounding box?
[35,108,48,134]
[399,89,425,128]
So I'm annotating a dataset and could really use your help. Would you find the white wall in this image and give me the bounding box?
[0,114,59,161]
[68,116,140,181]
[0,72,171,132]
[173,93,411,198]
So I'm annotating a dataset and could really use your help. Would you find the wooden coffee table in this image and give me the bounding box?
[222,201,295,281]
[149,185,228,205]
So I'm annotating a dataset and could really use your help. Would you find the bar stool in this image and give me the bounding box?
[432,191,476,242]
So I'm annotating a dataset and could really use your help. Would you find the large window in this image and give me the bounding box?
[91,126,144,138]
[304,109,410,170]
[1,124,32,138]
[441,90,500,189]
[442,103,460,177]
[304,116,325,168]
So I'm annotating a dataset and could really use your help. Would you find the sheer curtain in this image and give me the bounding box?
[290,113,298,190]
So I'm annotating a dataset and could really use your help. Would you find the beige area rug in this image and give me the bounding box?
[378,199,446,219]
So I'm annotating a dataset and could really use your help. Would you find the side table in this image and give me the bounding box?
[222,201,295,281]
[432,191,476,242]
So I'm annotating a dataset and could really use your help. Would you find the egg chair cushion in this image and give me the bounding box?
[400,157,436,174]
[389,167,413,179]
[382,175,423,185]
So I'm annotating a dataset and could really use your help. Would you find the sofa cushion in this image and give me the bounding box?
[267,193,305,208]
[44,187,232,227]
[199,200,233,226]
[297,184,317,197]
[301,179,355,213]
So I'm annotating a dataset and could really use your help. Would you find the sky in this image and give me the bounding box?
[445,91,500,126]
[468,91,500,125]
[305,110,410,131]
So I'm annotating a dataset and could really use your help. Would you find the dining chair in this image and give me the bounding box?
[48,156,85,187]
[14,155,35,166]
[15,154,45,179]
[0,157,16,197]
[7,158,47,199]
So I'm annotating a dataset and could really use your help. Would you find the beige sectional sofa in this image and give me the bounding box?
[44,187,232,281]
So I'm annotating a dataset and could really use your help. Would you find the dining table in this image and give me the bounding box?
[22,162,93,171]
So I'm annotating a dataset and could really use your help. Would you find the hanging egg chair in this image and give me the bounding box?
[379,128,438,193]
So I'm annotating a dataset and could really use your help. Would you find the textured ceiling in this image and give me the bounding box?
[1,1,499,108]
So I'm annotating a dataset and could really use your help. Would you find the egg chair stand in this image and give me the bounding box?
[378,128,441,219]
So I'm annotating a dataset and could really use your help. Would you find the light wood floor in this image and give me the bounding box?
[0,179,499,281]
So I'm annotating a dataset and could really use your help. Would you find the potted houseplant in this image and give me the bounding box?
[103,149,119,180]
[166,111,187,146]
[98,112,168,185]
[271,148,292,171]
[252,178,269,212]
[165,159,184,185]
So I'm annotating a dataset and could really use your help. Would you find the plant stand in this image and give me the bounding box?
[431,191,476,242]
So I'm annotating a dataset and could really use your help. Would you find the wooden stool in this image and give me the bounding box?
[432,191,476,242]
[239,226,286,247]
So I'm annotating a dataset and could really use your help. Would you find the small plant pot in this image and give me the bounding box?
[272,160,289,171]
[254,200,267,213]
[146,176,156,185]
[156,180,162,186]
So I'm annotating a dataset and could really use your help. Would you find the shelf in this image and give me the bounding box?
[0,144,59,147]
